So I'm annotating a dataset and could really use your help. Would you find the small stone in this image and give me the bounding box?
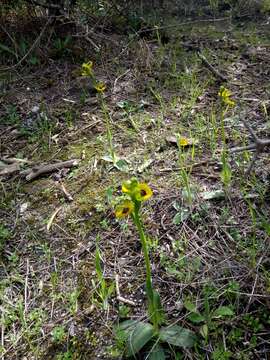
[31,105,40,113]
[175,300,183,311]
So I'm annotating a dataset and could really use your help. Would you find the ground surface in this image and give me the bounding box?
[1,11,270,360]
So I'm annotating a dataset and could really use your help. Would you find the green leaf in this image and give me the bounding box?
[115,159,129,171]
[152,290,165,326]
[188,312,205,324]
[95,248,103,281]
[173,208,190,225]
[118,320,155,357]
[149,343,166,360]
[212,306,234,318]
[118,319,138,332]
[159,325,196,348]
[102,154,116,163]
[183,300,196,312]
[106,186,114,204]
[199,324,208,339]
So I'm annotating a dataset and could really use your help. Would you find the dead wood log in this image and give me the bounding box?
[0,163,21,176]
[197,52,227,82]
[20,159,80,181]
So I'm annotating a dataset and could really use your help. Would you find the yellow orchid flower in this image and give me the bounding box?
[115,200,134,218]
[122,179,153,202]
[94,82,106,93]
[135,183,153,202]
[178,137,189,147]
[218,86,235,107]
[81,61,93,77]
[122,178,138,195]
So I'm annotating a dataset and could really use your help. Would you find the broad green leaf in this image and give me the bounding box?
[118,319,138,332]
[188,312,205,324]
[106,186,114,204]
[199,324,208,339]
[102,154,117,163]
[152,290,165,326]
[183,300,196,312]
[149,343,166,360]
[212,306,234,319]
[173,208,189,225]
[115,159,129,171]
[159,325,196,348]
[119,320,155,357]
[95,248,103,280]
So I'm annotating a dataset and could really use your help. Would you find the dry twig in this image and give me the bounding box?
[197,52,227,82]
[47,207,62,231]
[115,274,136,306]
[58,182,73,202]
[230,117,270,174]
[0,17,51,72]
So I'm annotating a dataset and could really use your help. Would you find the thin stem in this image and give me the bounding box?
[132,206,159,331]
[133,208,153,298]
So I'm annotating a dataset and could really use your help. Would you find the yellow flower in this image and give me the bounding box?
[115,200,134,218]
[135,183,153,202]
[121,179,152,202]
[218,87,231,98]
[224,97,235,106]
[218,86,235,107]
[122,178,138,195]
[81,61,93,77]
[179,137,189,147]
[94,82,106,93]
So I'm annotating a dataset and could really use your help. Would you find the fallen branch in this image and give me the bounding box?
[181,42,227,81]
[230,117,270,174]
[0,157,32,165]
[20,159,80,181]
[47,207,62,231]
[58,182,73,202]
[197,52,227,82]
[0,163,20,176]
[115,274,136,306]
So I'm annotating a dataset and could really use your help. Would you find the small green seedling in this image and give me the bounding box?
[184,294,234,341]
[92,244,115,310]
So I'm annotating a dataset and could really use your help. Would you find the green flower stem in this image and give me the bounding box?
[132,203,158,331]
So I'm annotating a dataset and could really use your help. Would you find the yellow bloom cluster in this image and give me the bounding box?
[94,82,106,93]
[122,180,153,202]
[218,86,235,107]
[115,200,134,218]
[81,61,93,77]
[178,137,189,147]
[81,60,106,93]
[115,179,153,218]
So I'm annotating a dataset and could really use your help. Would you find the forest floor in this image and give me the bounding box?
[1,12,270,360]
